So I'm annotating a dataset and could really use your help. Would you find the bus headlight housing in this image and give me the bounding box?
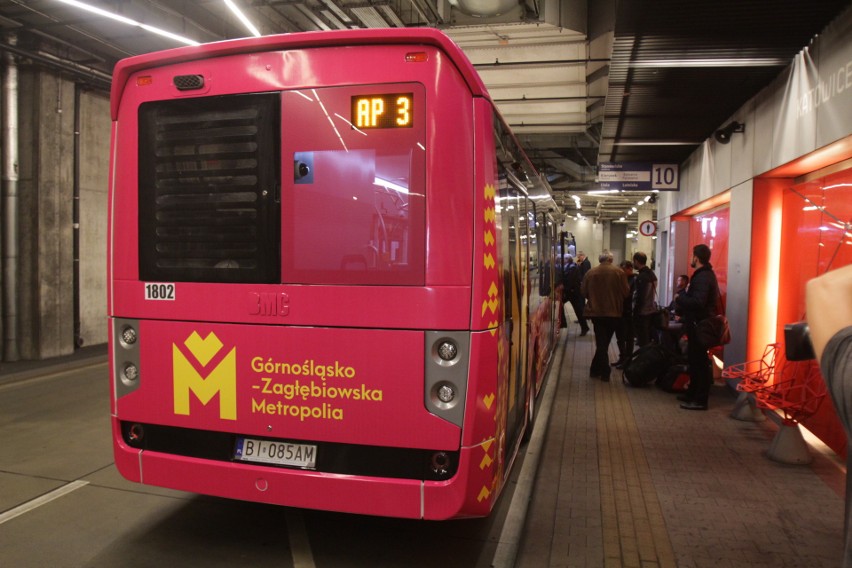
[425,332,469,427]
[437,340,458,362]
[113,318,141,398]
[437,383,455,403]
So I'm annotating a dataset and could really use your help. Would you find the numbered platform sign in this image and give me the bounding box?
[598,163,679,191]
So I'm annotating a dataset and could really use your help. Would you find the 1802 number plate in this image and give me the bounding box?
[144,282,175,301]
[235,438,317,469]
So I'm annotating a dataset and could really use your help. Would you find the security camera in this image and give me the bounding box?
[714,121,745,144]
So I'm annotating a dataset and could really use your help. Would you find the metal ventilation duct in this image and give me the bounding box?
[450,0,519,17]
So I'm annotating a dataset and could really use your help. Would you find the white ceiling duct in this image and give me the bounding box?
[449,0,519,17]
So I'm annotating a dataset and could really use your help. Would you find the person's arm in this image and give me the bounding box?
[806,264,852,361]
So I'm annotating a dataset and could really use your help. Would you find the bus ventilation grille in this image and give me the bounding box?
[138,93,280,283]
[173,74,205,91]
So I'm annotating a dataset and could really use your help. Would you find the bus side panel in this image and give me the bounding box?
[529,293,555,394]
[470,99,501,333]
[115,320,460,449]
[425,60,476,287]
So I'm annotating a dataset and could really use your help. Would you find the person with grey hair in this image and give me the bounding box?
[581,250,630,381]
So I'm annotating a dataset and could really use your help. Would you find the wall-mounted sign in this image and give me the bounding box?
[598,162,679,191]
[639,220,657,236]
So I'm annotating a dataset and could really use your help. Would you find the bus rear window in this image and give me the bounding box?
[281,85,426,286]
[138,94,281,284]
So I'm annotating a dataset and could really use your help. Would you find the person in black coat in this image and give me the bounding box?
[675,244,719,410]
[564,255,589,336]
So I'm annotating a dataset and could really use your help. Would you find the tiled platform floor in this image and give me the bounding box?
[517,326,846,568]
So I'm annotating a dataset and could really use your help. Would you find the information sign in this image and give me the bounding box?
[598,162,679,191]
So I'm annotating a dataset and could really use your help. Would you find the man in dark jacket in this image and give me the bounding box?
[614,260,636,368]
[675,244,720,410]
[582,251,630,381]
[632,251,658,347]
[563,255,589,336]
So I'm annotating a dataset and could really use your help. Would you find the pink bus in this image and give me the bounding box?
[108,28,561,520]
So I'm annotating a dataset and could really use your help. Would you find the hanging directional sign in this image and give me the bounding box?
[598,162,680,191]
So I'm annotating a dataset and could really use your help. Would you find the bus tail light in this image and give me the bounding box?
[405,52,428,63]
[425,331,469,427]
[113,318,142,398]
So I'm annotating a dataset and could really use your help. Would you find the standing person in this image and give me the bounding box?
[667,274,689,317]
[675,244,719,410]
[632,251,659,347]
[576,251,592,278]
[614,260,636,368]
[581,251,630,381]
[564,255,589,336]
[556,254,569,328]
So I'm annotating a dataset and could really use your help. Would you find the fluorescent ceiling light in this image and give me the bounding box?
[224,0,261,37]
[52,0,199,45]
[629,58,788,68]
[610,141,700,146]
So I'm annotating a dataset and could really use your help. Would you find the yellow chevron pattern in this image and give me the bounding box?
[483,183,499,334]
[484,183,495,200]
[483,393,495,410]
[477,485,491,502]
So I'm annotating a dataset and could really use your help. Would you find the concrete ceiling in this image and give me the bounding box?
[0,0,848,222]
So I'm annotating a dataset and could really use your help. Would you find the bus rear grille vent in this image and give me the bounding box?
[173,74,205,91]
[138,94,280,283]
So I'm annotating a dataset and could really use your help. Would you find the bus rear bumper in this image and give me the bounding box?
[113,437,497,520]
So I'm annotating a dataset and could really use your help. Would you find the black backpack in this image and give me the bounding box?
[622,344,670,387]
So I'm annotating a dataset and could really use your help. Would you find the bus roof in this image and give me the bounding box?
[110,28,489,120]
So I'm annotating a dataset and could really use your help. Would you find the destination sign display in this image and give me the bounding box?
[598,162,680,191]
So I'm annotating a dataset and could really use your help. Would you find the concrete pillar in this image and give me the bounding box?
[78,90,109,347]
[2,36,19,361]
[18,68,76,359]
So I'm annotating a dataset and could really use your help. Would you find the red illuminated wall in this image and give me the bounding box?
[687,207,730,300]
[777,168,852,456]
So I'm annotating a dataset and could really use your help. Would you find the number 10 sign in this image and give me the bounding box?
[598,163,679,191]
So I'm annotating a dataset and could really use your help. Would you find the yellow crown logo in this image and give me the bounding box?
[173,331,237,420]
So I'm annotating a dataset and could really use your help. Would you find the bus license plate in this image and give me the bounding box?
[235,438,317,469]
